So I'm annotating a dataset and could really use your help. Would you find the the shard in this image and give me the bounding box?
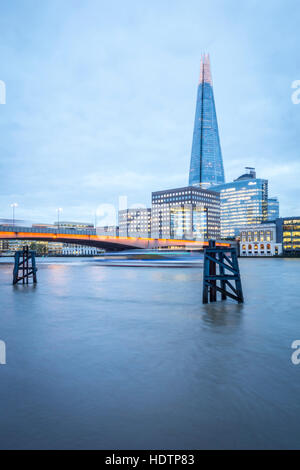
[189,54,225,188]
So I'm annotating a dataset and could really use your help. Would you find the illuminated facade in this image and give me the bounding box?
[151,186,220,240]
[61,245,102,255]
[119,208,151,238]
[267,197,280,221]
[239,222,282,256]
[276,217,300,255]
[189,54,225,189]
[214,168,268,238]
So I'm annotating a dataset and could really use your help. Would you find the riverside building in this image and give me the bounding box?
[267,197,280,221]
[118,208,151,238]
[214,168,268,238]
[276,217,300,256]
[151,186,220,240]
[239,222,282,257]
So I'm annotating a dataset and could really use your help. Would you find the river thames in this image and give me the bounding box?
[0,256,300,449]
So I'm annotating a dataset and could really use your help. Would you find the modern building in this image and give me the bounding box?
[239,222,282,257]
[189,54,225,189]
[267,197,280,221]
[151,186,220,240]
[276,217,300,256]
[214,168,268,238]
[118,208,152,238]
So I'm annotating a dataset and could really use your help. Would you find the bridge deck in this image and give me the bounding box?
[0,225,230,251]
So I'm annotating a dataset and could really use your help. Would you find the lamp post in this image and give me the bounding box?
[57,208,63,229]
[10,203,18,226]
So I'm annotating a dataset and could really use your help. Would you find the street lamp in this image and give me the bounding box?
[57,208,63,229]
[10,203,18,226]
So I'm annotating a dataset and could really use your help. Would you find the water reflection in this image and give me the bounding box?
[201,302,244,328]
[0,258,300,450]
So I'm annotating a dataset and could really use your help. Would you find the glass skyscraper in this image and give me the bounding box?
[214,168,268,238]
[189,54,225,189]
[267,197,280,221]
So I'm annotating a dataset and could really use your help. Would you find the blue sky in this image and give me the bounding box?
[0,0,299,225]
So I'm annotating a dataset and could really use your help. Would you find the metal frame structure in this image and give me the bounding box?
[13,246,37,285]
[203,240,244,303]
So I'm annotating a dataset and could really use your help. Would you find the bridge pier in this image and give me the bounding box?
[13,246,37,285]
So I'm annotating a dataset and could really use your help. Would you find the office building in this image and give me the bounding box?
[151,186,220,240]
[119,208,151,238]
[239,222,282,256]
[276,217,300,256]
[267,197,280,221]
[189,54,225,188]
[214,168,268,238]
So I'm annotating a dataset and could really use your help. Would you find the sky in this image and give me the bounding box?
[0,0,300,225]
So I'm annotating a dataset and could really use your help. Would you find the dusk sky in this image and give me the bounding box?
[0,0,299,225]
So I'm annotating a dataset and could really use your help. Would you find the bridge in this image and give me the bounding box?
[0,225,230,251]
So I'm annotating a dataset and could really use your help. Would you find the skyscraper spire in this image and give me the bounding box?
[189,55,225,188]
[199,53,212,85]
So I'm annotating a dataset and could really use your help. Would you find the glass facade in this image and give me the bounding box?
[214,170,268,238]
[169,205,207,240]
[151,186,220,240]
[267,197,279,221]
[189,54,225,189]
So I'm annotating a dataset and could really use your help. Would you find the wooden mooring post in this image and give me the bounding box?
[13,246,37,285]
[203,240,244,304]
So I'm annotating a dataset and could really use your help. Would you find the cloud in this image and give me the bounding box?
[1,0,300,221]
[83,171,184,190]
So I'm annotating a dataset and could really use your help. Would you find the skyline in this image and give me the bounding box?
[0,1,300,224]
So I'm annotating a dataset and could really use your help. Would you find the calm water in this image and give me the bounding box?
[0,257,300,450]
